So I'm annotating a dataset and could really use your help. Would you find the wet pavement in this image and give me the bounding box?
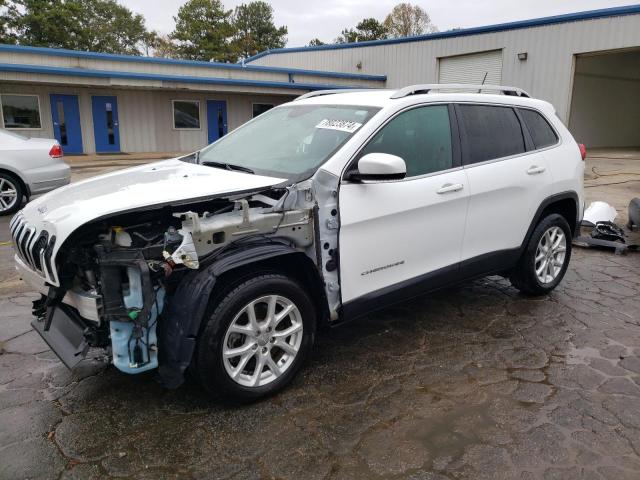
[1,158,639,479]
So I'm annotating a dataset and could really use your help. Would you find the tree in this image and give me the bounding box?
[307,38,325,47]
[171,0,236,62]
[0,0,148,54]
[334,28,357,44]
[231,1,287,60]
[384,2,438,38]
[152,34,179,59]
[141,31,178,58]
[354,18,388,41]
[334,17,388,44]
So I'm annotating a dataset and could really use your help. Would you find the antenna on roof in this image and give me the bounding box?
[478,72,488,92]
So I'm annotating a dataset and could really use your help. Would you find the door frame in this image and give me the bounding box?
[49,94,83,154]
[91,95,121,153]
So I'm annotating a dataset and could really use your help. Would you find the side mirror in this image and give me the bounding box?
[346,153,407,182]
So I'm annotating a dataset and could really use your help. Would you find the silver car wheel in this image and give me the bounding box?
[534,226,567,284]
[0,177,19,213]
[222,295,303,388]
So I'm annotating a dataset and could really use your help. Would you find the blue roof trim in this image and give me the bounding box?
[0,44,386,81]
[245,4,640,62]
[0,63,365,91]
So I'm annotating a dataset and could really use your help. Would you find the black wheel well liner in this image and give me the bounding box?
[520,191,579,252]
[157,239,327,389]
[0,168,29,198]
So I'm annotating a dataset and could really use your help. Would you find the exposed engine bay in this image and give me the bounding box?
[26,170,340,385]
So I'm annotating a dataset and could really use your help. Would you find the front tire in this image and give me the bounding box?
[0,172,23,216]
[195,273,316,401]
[510,214,572,296]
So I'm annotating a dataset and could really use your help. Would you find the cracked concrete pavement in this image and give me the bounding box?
[0,154,639,479]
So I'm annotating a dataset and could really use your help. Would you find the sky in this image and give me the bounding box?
[121,0,633,48]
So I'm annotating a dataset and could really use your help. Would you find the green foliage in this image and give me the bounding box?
[232,1,287,59]
[171,0,235,62]
[334,17,388,44]
[354,18,388,41]
[0,0,148,54]
[307,38,325,47]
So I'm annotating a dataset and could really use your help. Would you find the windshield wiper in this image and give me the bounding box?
[201,160,255,175]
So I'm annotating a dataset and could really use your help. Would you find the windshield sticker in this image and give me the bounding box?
[316,119,363,133]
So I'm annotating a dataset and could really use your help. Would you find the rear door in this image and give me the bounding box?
[456,103,555,270]
[339,104,469,305]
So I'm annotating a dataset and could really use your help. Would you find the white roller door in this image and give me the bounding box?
[438,50,503,85]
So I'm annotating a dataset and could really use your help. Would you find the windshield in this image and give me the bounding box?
[195,104,380,180]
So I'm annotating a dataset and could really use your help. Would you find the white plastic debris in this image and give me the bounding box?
[582,201,617,227]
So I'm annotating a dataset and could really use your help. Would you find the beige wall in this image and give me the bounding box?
[250,14,640,124]
[0,83,294,154]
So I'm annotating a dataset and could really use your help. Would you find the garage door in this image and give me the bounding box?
[438,50,503,85]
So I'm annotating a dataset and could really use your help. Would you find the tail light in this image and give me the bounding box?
[49,143,63,158]
[578,143,587,161]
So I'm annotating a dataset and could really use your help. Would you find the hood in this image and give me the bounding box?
[15,158,286,284]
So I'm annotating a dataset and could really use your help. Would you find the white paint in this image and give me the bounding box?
[17,159,285,285]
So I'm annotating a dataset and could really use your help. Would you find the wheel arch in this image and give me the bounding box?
[521,191,579,254]
[0,167,29,199]
[157,239,327,389]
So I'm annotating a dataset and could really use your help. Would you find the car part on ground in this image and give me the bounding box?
[574,218,639,255]
[590,221,626,243]
[582,201,618,226]
[629,198,640,231]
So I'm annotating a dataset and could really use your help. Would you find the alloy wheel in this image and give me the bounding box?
[534,226,567,284]
[0,177,18,213]
[222,295,303,388]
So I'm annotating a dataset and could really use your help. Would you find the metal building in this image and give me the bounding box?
[0,45,384,154]
[247,4,640,149]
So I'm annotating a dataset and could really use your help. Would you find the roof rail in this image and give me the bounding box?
[295,88,379,101]
[390,84,530,99]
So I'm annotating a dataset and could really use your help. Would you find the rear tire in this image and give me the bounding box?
[0,172,23,216]
[510,214,572,296]
[194,273,316,402]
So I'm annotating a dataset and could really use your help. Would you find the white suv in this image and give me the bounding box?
[11,84,585,401]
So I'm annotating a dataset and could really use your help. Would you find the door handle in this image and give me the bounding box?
[527,165,546,175]
[436,183,464,194]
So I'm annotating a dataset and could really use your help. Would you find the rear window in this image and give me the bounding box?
[519,108,558,149]
[457,104,526,165]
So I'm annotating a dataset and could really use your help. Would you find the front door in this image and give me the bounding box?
[207,100,228,144]
[91,96,120,153]
[339,104,469,306]
[50,94,83,154]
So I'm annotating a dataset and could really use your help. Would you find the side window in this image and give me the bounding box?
[457,105,525,164]
[519,108,558,149]
[358,105,453,177]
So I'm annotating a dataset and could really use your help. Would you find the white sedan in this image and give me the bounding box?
[0,129,71,215]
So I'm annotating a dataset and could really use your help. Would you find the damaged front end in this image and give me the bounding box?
[22,172,340,386]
